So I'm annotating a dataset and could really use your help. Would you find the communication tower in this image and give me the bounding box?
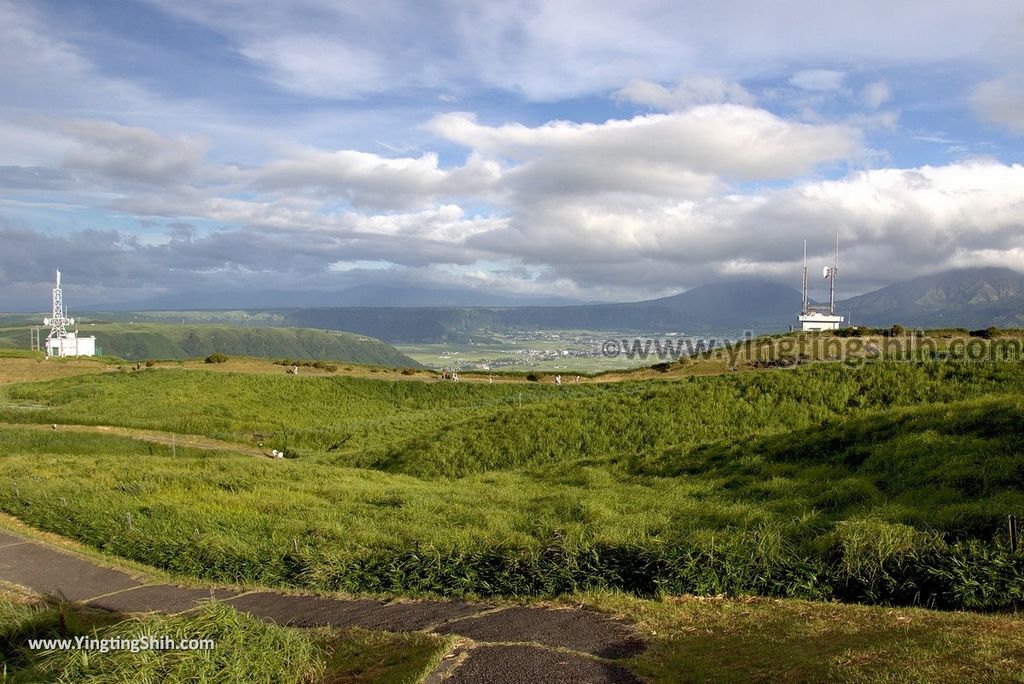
[42,269,96,357]
[797,235,844,332]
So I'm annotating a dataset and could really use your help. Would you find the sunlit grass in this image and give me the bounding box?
[0,590,449,684]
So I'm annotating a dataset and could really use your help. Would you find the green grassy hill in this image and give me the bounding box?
[0,322,418,367]
[2,360,1024,610]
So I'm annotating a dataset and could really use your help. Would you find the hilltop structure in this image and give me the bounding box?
[43,269,96,357]
[798,236,844,332]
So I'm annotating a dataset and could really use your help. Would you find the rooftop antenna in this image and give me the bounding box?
[43,269,74,357]
[801,240,809,315]
[822,233,839,315]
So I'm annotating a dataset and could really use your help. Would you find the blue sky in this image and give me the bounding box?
[1,0,1023,308]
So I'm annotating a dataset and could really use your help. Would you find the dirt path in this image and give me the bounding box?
[0,528,645,683]
[0,422,268,458]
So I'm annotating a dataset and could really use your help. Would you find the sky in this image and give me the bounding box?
[2,0,1023,309]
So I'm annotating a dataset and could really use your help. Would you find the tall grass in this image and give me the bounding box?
[5,361,1024,468]
[1,595,450,683]
[1,388,1022,610]
[1,601,324,683]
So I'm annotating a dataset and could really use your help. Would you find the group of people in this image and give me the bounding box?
[440,367,460,382]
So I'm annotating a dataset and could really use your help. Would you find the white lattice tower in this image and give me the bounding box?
[43,269,74,356]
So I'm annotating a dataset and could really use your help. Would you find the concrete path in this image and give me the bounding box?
[0,528,645,683]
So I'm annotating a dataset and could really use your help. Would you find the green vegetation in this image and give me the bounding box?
[0,590,449,683]
[0,360,1023,610]
[0,322,417,367]
[274,358,339,372]
[598,593,1024,683]
[0,350,43,360]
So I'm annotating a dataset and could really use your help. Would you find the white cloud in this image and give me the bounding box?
[790,69,845,91]
[4,159,1024,301]
[971,78,1024,134]
[430,106,860,190]
[240,147,501,209]
[145,0,1022,101]
[60,120,209,186]
[3,0,1024,302]
[861,80,891,109]
[238,36,391,99]
[452,160,1024,293]
[615,76,755,110]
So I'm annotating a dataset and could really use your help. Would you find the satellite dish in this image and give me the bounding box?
[822,266,830,279]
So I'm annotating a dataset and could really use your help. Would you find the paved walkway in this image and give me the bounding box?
[0,529,645,683]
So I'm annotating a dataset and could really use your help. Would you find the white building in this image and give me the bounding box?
[798,311,844,332]
[46,333,96,358]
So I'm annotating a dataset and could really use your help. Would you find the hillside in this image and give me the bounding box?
[0,322,418,367]
[280,279,803,342]
[839,267,1024,328]
[278,270,1024,342]
[3,361,1024,610]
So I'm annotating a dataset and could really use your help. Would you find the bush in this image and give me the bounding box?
[274,359,337,372]
[969,327,1000,339]
[889,324,906,337]
[145,359,156,367]
[401,368,416,376]
[204,352,229,364]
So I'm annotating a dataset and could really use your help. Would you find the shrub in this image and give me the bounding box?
[969,327,999,339]
[145,359,156,367]
[204,352,229,364]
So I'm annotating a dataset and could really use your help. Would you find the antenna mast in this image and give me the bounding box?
[828,234,839,315]
[801,240,809,314]
[43,269,75,357]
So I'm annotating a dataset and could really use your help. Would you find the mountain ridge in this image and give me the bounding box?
[19,267,1023,343]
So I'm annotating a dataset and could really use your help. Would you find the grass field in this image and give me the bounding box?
[0,359,1022,611]
[599,592,1024,683]
[2,351,1024,681]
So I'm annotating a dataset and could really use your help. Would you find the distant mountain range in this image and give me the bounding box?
[89,284,583,311]
[275,268,1024,342]
[838,267,1024,329]
[24,267,1024,343]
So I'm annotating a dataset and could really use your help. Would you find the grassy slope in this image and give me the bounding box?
[0,322,418,367]
[1,361,1024,607]
[5,360,1020,468]
[3,357,1024,680]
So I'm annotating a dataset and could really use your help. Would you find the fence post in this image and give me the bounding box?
[1009,514,1018,553]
